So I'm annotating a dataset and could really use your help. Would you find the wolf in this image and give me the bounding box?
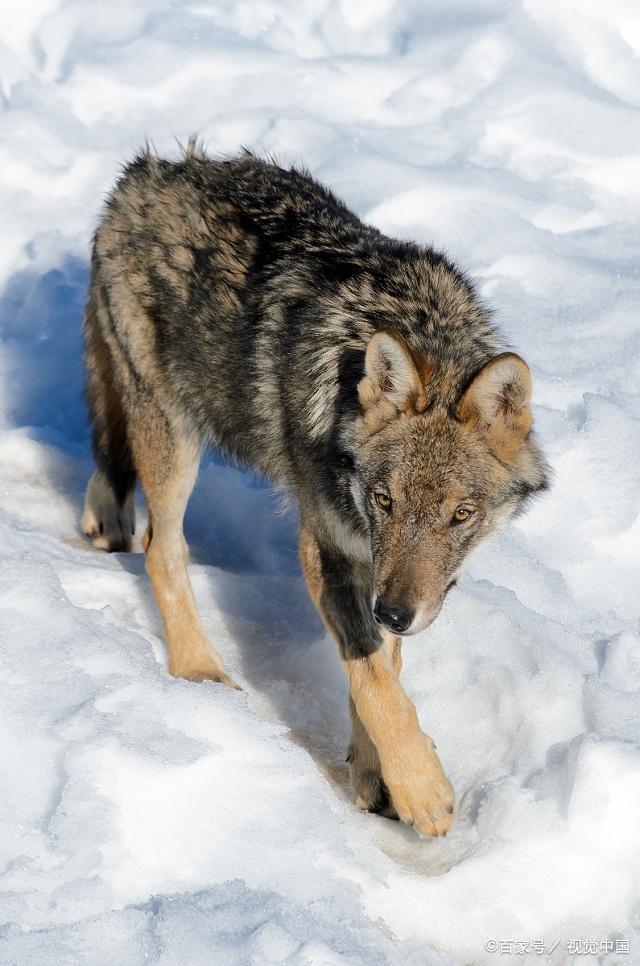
[82,144,548,837]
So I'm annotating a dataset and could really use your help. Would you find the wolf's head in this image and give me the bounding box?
[349,332,548,635]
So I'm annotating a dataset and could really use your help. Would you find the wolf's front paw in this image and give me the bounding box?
[380,733,454,837]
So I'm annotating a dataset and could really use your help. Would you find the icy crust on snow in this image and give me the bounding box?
[1,1,640,964]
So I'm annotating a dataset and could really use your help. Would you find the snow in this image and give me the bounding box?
[1,1,639,963]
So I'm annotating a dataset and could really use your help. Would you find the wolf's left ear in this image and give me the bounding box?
[358,332,428,419]
[457,353,532,458]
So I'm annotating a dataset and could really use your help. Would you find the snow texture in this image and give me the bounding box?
[1,1,639,964]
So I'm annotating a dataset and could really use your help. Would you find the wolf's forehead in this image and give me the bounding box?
[399,427,470,482]
[395,468,467,510]
[391,436,482,505]
[366,412,477,487]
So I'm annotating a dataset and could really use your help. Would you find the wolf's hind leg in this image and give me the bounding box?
[82,300,137,552]
[133,422,240,689]
[82,469,135,552]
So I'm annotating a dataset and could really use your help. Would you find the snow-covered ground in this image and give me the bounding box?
[1,2,639,963]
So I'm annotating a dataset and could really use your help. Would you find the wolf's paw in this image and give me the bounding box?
[349,759,399,819]
[381,733,454,837]
[82,470,135,552]
[169,651,242,690]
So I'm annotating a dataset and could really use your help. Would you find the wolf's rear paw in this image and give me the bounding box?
[169,652,242,690]
[82,470,135,552]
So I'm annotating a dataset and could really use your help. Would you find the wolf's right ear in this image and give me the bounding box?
[358,333,428,423]
[456,353,532,459]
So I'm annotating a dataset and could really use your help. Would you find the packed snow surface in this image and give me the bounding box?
[1,1,640,964]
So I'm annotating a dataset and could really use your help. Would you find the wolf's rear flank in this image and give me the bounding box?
[82,146,548,837]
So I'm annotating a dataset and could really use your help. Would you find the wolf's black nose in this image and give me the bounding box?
[373,599,414,634]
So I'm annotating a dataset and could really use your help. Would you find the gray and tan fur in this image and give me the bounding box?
[82,144,548,837]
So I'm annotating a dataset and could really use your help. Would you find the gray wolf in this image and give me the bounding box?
[82,144,548,837]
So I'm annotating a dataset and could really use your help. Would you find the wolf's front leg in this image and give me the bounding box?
[345,648,453,836]
[299,526,454,837]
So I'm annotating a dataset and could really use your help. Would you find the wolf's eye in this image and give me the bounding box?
[452,506,473,524]
[374,492,392,511]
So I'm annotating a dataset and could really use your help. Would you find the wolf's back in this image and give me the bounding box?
[87,147,499,490]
